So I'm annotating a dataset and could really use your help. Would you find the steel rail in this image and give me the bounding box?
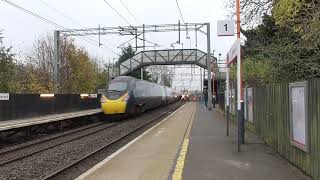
[0,121,119,166]
[0,119,103,155]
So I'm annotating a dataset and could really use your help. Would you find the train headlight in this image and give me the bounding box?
[100,96,107,103]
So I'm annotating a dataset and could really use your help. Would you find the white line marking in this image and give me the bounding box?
[0,109,101,131]
[75,104,186,180]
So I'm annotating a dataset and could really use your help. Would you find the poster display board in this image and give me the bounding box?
[289,82,309,152]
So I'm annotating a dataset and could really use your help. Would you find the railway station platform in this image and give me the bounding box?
[0,108,101,131]
[76,102,311,180]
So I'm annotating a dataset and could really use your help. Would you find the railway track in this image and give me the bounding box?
[42,103,183,180]
[0,120,119,166]
[0,102,183,180]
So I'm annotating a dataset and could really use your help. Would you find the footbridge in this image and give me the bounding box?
[119,49,207,76]
[115,49,226,80]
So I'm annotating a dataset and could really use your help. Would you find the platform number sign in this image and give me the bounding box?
[217,20,235,37]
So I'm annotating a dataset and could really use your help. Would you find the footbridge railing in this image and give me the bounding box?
[118,49,208,76]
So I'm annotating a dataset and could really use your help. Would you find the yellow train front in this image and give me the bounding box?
[100,76,180,116]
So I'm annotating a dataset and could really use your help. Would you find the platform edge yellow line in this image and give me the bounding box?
[172,103,196,180]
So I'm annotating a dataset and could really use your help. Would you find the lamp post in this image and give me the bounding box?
[212,50,216,108]
[236,0,245,147]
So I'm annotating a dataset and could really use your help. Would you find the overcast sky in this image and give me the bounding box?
[0,0,237,91]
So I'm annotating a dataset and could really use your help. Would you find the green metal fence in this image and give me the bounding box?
[245,79,320,180]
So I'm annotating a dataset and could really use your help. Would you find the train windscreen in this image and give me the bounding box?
[108,82,127,92]
[106,82,128,100]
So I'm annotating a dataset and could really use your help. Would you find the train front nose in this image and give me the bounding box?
[101,94,128,115]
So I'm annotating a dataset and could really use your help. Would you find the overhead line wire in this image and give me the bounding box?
[102,0,132,26]
[103,0,155,50]
[175,0,186,24]
[175,0,191,48]
[174,5,193,90]
[39,0,82,27]
[119,0,138,23]
[38,0,118,51]
[1,0,116,54]
[1,0,66,30]
[102,0,161,50]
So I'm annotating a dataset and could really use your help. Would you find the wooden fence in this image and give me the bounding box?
[225,78,320,179]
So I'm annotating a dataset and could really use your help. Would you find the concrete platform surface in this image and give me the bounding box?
[0,108,101,131]
[77,103,196,180]
[181,103,311,180]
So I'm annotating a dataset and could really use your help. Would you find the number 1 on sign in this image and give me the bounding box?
[217,20,235,36]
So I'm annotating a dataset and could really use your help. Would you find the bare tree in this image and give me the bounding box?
[25,34,101,93]
[25,34,55,92]
[226,0,274,27]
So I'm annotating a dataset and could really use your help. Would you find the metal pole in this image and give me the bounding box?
[98,24,101,46]
[203,67,206,106]
[195,25,198,48]
[143,24,146,50]
[206,23,212,110]
[112,58,115,78]
[140,66,143,80]
[212,51,215,108]
[135,29,138,52]
[203,68,206,84]
[226,64,230,136]
[53,30,60,93]
[200,67,203,103]
[236,0,245,146]
[108,59,111,84]
[200,67,202,92]
[178,20,181,44]
[186,23,189,39]
[236,41,242,151]
[141,24,145,80]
